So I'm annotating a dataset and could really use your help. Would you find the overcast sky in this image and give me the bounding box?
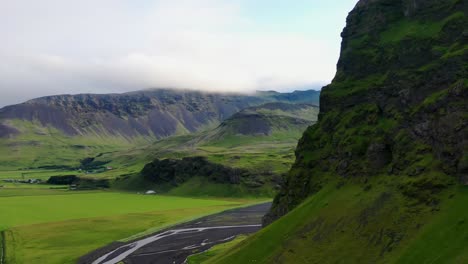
[0,0,358,107]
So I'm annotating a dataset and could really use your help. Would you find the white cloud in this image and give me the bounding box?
[0,0,343,107]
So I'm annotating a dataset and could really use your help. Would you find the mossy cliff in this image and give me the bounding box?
[267,0,467,223]
[212,0,467,263]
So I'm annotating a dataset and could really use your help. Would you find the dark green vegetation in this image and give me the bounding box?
[138,157,275,197]
[213,0,468,263]
[141,157,249,186]
[0,89,319,169]
[46,175,78,185]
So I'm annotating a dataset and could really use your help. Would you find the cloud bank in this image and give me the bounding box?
[0,0,355,107]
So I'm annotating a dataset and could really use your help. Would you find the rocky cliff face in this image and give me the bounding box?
[0,89,320,140]
[265,0,467,224]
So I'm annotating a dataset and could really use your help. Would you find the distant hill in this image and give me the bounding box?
[0,89,319,139]
[0,89,320,169]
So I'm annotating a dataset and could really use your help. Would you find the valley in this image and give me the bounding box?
[0,0,467,263]
[80,203,271,264]
[0,90,318,264]
[0,186,266,264]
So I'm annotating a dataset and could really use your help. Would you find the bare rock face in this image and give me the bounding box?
[265,0,467,225]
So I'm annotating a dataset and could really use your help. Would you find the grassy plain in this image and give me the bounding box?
[0,191,258,264]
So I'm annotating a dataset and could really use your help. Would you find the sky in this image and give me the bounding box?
[0,0,358,107]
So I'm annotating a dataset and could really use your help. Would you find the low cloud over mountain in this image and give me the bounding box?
[0,0,357,107]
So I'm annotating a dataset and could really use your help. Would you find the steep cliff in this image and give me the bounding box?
[214,0,468,263]
[269,0,467,221]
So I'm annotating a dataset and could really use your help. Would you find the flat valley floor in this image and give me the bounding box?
[80,202,271,264]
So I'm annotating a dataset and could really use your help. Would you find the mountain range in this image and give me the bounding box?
[0,89,319,169]
[0,89,319,139]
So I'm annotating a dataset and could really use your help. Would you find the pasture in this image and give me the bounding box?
[0,190,255,263]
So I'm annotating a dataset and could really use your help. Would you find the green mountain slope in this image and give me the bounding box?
[0,89,319,169]
[213,182,468,263]
[213,0,467,263]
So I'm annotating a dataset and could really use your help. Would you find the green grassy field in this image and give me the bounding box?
[0,185,70,197]
[0,191,258,264]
